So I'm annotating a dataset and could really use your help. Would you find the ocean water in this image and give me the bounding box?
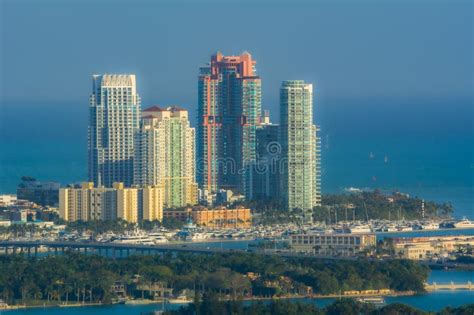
[0,101,472,217]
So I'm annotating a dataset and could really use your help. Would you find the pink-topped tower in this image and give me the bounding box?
[197,52,261,197]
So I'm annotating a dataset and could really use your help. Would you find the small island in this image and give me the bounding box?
[0,252,427,308]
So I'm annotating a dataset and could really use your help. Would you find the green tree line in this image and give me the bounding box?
[314,190,453,222]
[0,252,428,305]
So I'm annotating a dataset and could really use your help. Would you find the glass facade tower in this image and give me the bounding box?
[280,80,321,217]
[134,106,197,208]
[88,74,141,188]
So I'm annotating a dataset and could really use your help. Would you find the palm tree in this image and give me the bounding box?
[63,283,73,305]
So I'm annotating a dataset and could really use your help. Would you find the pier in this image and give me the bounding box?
[425,281,473,291]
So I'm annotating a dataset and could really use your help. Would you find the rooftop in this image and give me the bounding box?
[143,106,164,112]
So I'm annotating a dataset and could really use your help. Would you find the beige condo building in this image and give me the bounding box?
[59,182,163,223]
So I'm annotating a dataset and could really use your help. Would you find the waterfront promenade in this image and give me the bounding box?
[425,281,473,291]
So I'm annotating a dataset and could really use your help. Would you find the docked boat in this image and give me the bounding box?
[113,230,156,245]
[396,225,413,232]
[381,225,398,232]
[147,232,169,243]
[420,222,440,230]
[348,224,372,234]
[454,217,474,229]
[344,187,363,193]
[189,232,209,241]
[356,297,385,305]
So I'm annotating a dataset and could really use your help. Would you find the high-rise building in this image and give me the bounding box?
[197,52,261,196]
[59,182,163,222]
[249,111,280,200]
[88,74,141,188]
[312,125,322,207]
[134,106,197,208]
[280,80,321,217]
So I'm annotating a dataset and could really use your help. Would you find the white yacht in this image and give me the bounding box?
[113,235,156,245]
[348,224,372,234]
[382,225,398,232]
[420,222,440,230]
[113,230,156,245]
[190,232,209,241]
[454,217,474,229]
[148,232,169,243]
[356,297,385,305]
[344,187,362,193]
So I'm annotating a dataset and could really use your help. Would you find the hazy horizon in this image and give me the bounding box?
[0,0,472,216]
[1,0,472,120]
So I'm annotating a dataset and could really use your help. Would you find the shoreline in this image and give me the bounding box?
[173,227,474,247]
[0,290,418,311]
[173,227,474,245]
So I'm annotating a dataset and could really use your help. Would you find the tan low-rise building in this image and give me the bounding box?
[163,206,252,229]
[59,182,163,223]
[163,208,192,221]
[191,206,251,228]
[290,233,376,257]
[393,236,474,260]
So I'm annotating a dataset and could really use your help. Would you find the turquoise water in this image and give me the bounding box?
[377,228,474,240]
[0,303,184,315]
[429,270,474,283]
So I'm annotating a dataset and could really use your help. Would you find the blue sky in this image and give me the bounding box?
[1,0,472,122]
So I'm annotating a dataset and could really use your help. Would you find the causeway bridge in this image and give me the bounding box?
[0,241,469,271]
[0,240,360,261]
[425,281,474,291]
[0,240,239,257]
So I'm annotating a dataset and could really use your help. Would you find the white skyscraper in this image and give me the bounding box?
[280,80,321,218]
[88,74,141,187]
